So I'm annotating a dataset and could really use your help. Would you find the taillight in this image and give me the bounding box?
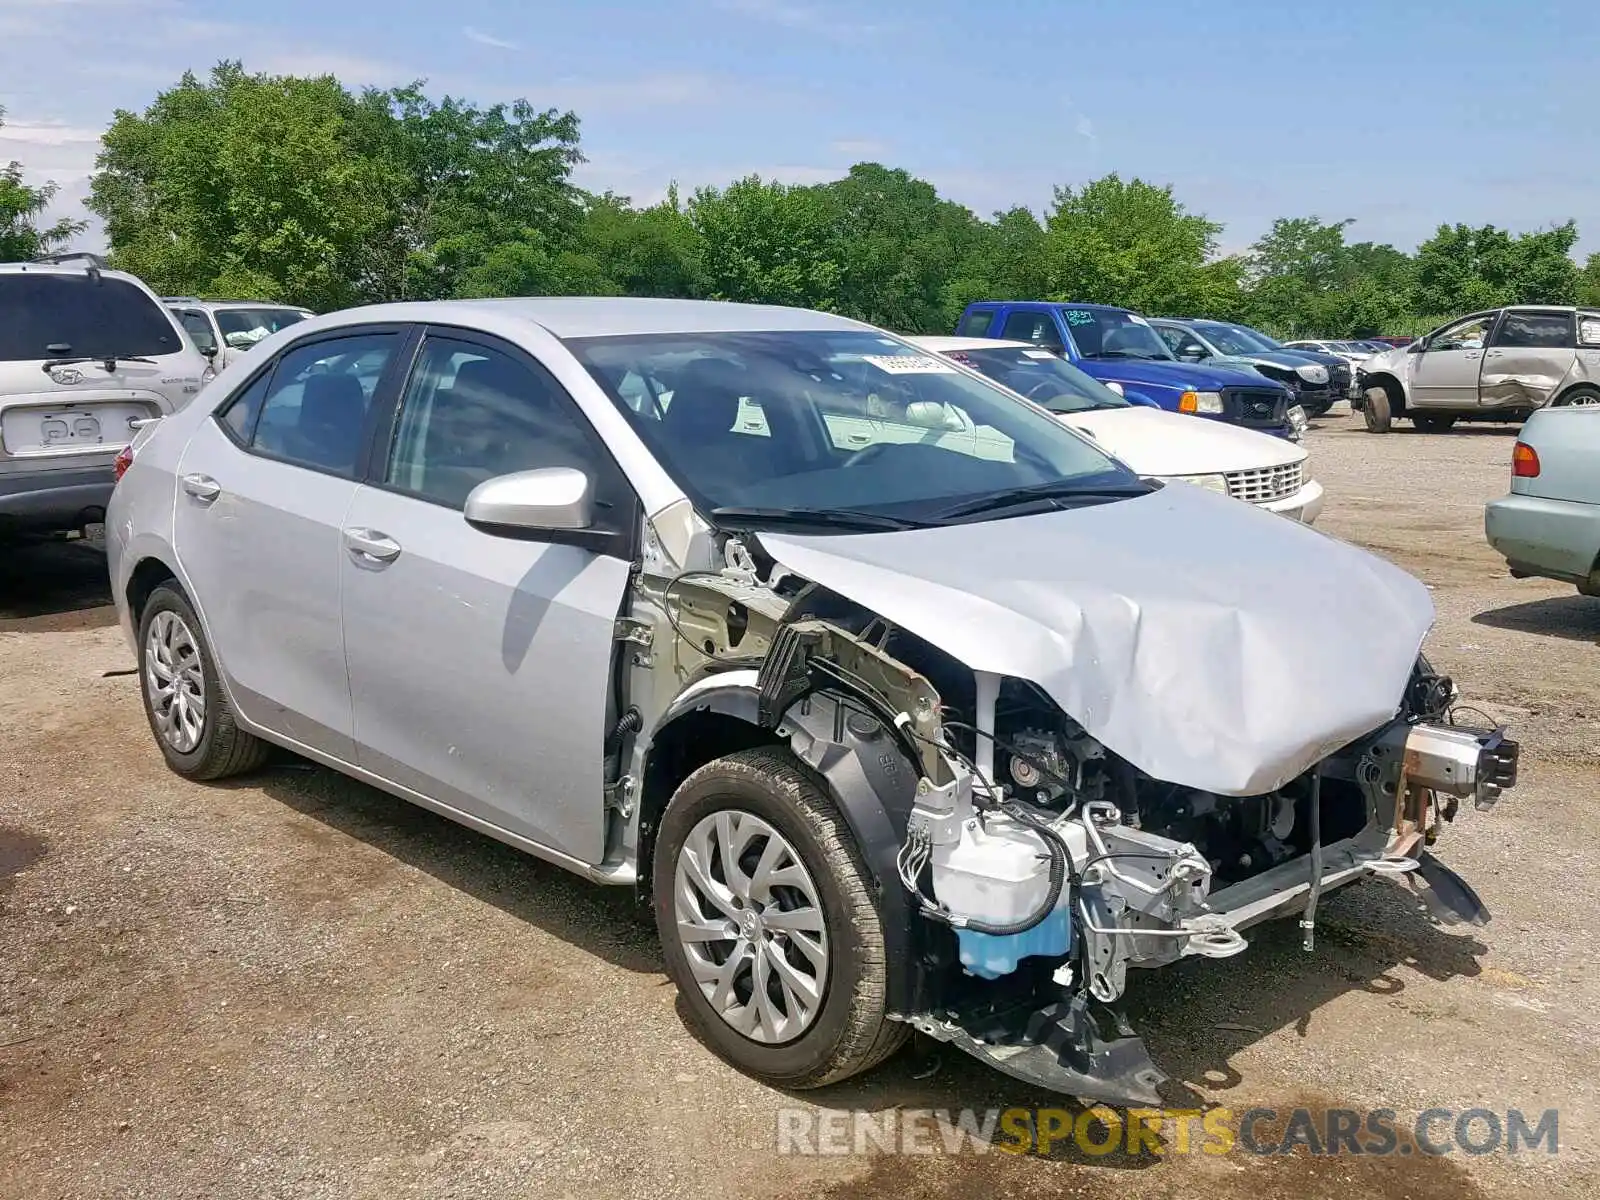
[1512,442,1540,478]
[113,444,135,482]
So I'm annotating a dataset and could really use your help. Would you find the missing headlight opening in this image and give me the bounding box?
[639,527,1520,1109]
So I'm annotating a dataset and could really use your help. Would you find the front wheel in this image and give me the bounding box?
[652,747,907,1089]
[1363,385,1393,433]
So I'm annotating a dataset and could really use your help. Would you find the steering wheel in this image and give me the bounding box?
[1023,380,1064,404]
[841,442,895,469]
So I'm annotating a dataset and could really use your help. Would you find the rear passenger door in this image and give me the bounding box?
[339,327,637,866]
[1482,310,1577,408]
[172,325,412,760]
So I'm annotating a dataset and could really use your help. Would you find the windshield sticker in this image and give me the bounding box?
[1023,349,1057,359]
[862,354,956,375]
[1125,314,1150,325]
[1581,318,1600,345]
[1063,310,1096,326]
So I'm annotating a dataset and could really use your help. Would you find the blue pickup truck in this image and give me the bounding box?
[957,301,1299,438]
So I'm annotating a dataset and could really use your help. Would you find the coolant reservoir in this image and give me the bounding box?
[931,814,1073,980]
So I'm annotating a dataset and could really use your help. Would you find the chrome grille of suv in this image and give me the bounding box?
[1225,461,1303,505]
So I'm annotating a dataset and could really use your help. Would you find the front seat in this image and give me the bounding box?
[291,374,368,471]
[657,359,764,494]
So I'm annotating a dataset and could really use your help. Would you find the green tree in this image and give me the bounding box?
[1412,221,1579,317]
[1039,174,1237,316]
[88,63,586,309]
[687,175,841,309]
[576,187,706,298]
[0,108,87,260]
[1579,252,1600,308]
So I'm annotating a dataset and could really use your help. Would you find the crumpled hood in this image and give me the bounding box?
[761,485,1432,796]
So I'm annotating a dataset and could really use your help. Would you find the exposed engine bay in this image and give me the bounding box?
[629,526,1521,1106]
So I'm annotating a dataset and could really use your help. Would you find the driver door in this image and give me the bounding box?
[1411,313,1496,407]
[339,328,636,866]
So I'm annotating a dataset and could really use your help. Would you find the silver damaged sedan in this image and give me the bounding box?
[107,298,1520,1104]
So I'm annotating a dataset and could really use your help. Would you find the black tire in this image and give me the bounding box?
[1363,384,1393,433]
[652,746,907,1089]
[136,582,271,780]
[1556,384,1600,408]
[1413,414,1458,433]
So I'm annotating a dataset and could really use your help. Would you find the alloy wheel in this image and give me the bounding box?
[673,810,830,1044]
[144,610,207,753]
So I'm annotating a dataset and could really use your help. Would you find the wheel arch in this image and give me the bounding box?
[125,553,181,625]
[634,675,926,1014]
[1552,381,1600,407]
[1364,371,1407,413]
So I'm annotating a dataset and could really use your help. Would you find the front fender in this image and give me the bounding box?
[637,675,926,1013]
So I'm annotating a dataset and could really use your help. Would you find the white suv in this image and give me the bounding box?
[0,255,212,538]
[165,298,315,372]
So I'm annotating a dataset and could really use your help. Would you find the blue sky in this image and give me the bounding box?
[2,0,1597,257]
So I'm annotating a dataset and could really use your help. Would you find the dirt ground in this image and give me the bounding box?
[3,409,1598,1199]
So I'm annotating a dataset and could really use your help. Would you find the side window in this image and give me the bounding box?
[1430,315,1494,352]
[250,332,400,477]
[1580,314,1600,348]
[179,310,217,354]
[1490,311,1574,350]
[384,336,624,520]
[958,310,995,337]
[216,371,271,444]
[1000,311,1063,350]
[1156,325,1201,355]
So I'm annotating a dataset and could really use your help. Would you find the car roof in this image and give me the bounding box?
[908,335,1034,352]
[0,261,146,287]
[967,300,1129,313]
[169,298,310,310]
[312,297,876,339]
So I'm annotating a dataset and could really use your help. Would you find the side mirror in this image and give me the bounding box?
[1179,347,1207,361]
[464,467,593,536]
[1408,340,1427,353]
[199,344,219,361]
[904,400,955,430]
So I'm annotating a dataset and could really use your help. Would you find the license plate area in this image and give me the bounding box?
[1,402,152,456]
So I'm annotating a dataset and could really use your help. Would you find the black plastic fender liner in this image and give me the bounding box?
[939,992,1167,1109]
[639,675,928,1014]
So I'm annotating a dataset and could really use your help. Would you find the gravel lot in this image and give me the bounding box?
[3,410,1598,1199]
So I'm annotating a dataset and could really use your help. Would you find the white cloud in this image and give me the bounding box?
[713,0,881,39]
[1075,115,1095,142]
[463,25,519,51]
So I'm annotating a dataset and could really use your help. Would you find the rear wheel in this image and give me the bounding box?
[1557,385,1600,408]
[1363,385,1393,433]
[652,747,906,1089]
[137,583,270,780]
[1413,414,1458,433]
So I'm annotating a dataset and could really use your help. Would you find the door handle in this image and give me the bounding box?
[181,473,221,502]
[343,528,402,564]
[844,432,872,444]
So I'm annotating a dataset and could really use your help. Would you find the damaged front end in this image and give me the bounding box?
[633,522,1520,1108]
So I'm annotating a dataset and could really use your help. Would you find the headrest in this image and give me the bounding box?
[299,373,365,429]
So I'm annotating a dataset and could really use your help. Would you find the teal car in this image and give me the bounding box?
[1485,407,1600,595]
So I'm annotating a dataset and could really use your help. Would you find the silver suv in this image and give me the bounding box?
[0,254,211,537]
[106,298,1518,1103]
[165,298,315,372]
[1359,306,1600,432]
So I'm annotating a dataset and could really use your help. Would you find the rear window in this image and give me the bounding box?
[0,274,183,362]
[215,307,312,349]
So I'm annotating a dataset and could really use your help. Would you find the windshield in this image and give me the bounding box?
[568,330,1139,528]
[946,346,1130,413]
[0,274,184,362]
[1059,308,1174,361]
[1213,323,1282,352]
[1188,323,1267,357]
[215,307,311,348]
